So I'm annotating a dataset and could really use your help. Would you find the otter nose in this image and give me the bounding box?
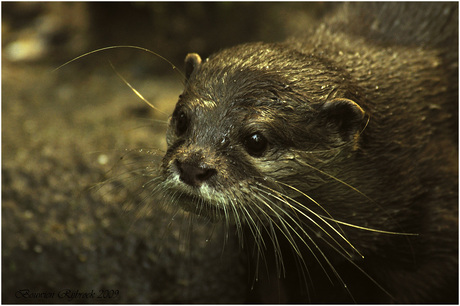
[176,160,217,187]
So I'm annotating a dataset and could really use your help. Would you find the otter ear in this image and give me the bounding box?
[185,53,202,80]
[320,98,366,143]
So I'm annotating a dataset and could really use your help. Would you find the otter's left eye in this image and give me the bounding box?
[243,132,268,157]
[173,109,188,136]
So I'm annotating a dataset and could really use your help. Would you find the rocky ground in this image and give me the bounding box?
[2,3,333,303]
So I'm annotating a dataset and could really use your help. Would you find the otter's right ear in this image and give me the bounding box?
[319,98,366,143]
[185,53,202,80]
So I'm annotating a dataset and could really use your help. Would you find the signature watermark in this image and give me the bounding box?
[15,289,120,302]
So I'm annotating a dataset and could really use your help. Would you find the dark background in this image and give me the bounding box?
[2,2,335,303]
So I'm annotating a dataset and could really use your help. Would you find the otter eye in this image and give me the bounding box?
[243,132,268,157]
[173,109,188,136]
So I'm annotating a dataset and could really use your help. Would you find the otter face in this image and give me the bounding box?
[159,45,366,223]
[160,78,288,221]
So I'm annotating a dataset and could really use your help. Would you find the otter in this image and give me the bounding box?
[155,3,458,303]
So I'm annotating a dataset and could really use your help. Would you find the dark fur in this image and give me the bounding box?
[160,3,458,303]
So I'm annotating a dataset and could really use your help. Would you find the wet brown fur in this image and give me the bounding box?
[159,3,458,303]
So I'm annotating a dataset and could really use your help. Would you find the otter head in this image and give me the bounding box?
[160,42,367,223]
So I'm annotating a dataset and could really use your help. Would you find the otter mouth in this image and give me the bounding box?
[173,191,225,223]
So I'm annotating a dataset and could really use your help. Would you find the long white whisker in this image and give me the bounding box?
[253,189,335,285]
[275,180,348,237]
[256,183,362,259]
[319,233,395,302]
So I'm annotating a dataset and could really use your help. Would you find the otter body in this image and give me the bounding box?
[158,3,458,303]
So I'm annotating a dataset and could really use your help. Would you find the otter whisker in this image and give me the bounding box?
[318,215,418,236]
[275,180,348,237]
[255,189,341,280]
[266,215,287,279]
[228,196,245,246]
[108,61,169,117]
[254,186,371,302]
[318,233,395,302]
[53,45,185,82]
[245,198,278,277]
[91,150,162,183]
[259,195,304,259]
[261,185,402,300]
[296,160,376,205]
[252,191,321,281]
[239,199,276,289]
[220,198,231,245]
[256,183,361,259]
[239,200,266,252]
[243,200,270,256]
[286,161,415,240]
[246,194,291,278]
